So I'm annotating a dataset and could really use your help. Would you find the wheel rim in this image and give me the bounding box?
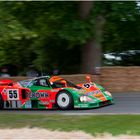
[57,93,70,107]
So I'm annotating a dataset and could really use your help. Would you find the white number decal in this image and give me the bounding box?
[7,89,19,100]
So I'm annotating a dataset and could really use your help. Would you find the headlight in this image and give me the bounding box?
[79,95,92,102]
[105,91,112,97]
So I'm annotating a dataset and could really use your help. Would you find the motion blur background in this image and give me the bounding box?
[0,1,139,77]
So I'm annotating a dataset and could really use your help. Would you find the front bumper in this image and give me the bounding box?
[74,98,114,109]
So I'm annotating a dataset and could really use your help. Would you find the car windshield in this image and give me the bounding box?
[18,79,33,87]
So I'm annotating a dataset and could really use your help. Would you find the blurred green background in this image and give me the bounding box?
[0,1,139,76]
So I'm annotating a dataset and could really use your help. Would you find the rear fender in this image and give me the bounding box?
[0,79,14,86]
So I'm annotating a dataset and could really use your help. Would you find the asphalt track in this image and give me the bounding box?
[0,92,140,115]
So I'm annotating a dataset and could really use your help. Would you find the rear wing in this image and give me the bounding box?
[0,79,14,86]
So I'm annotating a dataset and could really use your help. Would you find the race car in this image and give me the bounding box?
[0,75,113,110]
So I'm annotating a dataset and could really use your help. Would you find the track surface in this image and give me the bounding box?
[0,92,140,115]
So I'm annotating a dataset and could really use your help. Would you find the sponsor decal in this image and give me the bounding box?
[2,88,7,94]
[39,101,49,105]
[25,101,32,108]
[94,93,103,98]
[86,92,93,96]
[28,92,48,98]
[93,90,101,94]
[50,100,55,103]
[79,104,89,107]
[86,90,101,96]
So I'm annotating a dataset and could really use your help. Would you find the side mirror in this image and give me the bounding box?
[61,81,67,87]
[86,75,91,83]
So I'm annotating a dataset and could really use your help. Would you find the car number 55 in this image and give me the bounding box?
[7,89,19,100]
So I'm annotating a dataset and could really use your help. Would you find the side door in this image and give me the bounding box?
[26,78,52,109]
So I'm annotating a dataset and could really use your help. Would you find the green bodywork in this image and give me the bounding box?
[20,78,113,109]
[65,86,113,109]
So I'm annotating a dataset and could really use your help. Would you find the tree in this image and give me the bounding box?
[103,1,140,52]
[0,2,37,75]
[0,1,139,75]
[79,1,105,74]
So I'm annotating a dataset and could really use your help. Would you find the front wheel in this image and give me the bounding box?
[56,90,73,110]
[0,94,4,109]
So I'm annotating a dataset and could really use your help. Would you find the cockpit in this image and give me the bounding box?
[18,76,81,89]
[49,76,81,89]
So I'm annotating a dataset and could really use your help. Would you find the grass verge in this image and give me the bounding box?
[0,113,140,136]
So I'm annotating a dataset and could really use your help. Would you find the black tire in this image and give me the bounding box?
[56,90,73,110]
[0,94,4,109]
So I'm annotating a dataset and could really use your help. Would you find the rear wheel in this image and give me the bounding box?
[0,94,4,109]
[56,90,73,110]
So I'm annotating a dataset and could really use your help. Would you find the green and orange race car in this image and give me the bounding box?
[0,75,113,110]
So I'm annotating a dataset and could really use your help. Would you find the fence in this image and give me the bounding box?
[0,67,140,92]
